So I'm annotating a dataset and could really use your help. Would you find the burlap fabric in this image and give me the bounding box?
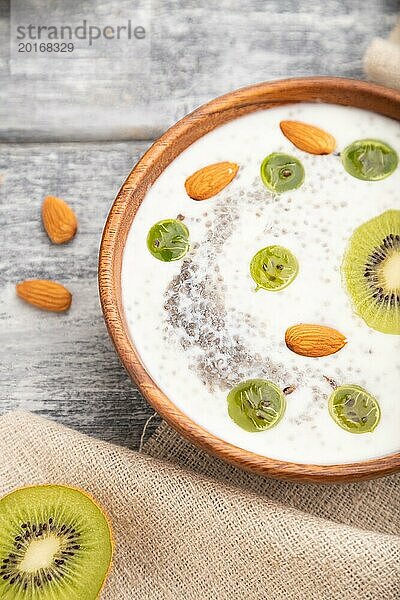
[0,411,399,599]
[364,21,400,90]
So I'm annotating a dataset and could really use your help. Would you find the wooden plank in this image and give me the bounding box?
[1,0,399,447]
[1,0,399,141]
[0,141,161,448]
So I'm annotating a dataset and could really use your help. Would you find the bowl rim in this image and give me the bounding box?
[99,76,400,483]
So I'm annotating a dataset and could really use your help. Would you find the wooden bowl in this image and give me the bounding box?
[99,77,400,483]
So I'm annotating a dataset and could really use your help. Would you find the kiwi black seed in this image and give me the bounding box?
[342,210,400,334]
[0,485,113,600]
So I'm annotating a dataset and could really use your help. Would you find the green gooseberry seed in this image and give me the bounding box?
[260,152,305,193]
[146,219,190,262]
[328,384,380,434]
[227,379,286,432]
[341,139,398,181]
[250,245,299,291]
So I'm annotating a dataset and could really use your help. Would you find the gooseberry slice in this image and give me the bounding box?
[147,219,190,262]
[260,152,305,193]
[341,139,398,181]
[227,379,286,432]
[328,384,380,434]
[250,245,299,291]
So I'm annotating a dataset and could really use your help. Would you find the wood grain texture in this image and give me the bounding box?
[0,141,161,448]
[99,78,400,482]
[1,0,399,141]
[1,1,399,469]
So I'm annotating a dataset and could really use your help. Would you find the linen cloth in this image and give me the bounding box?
[0,411,399,599]
[364,21,400,89]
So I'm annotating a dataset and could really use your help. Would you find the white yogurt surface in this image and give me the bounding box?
[122,103,400,465]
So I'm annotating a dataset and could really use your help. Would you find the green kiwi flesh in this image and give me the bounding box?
[342,210,400,334]
[0,485,112,599]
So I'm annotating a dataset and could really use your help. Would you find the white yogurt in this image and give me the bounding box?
[122,103,400,465]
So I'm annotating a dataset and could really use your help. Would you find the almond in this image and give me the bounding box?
[285,324,347,358]
[42,195,78,244]
[185,162,239,200]
[279,121,336,155]
[16,280,72,312]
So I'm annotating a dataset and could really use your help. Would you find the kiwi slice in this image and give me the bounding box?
[250,245,299,291]
[0,485,113,599]
[260,153,305,193]
[342,210,400,334]
[147,218,190,261]
[329,384,380,434]
[227,379,286,432]
[341,139,398,181]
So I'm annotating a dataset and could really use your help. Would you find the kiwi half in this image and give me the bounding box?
[342,210,400,334]
[0,485,113,599]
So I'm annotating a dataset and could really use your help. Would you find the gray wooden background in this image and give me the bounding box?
[1,0,398,449]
